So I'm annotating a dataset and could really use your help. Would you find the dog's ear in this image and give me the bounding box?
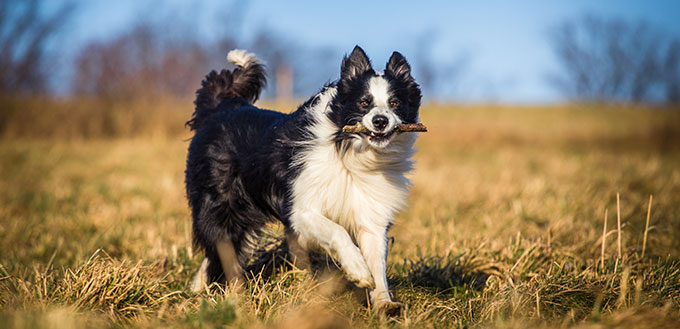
[341,45,373,80]
[385,51,412,80]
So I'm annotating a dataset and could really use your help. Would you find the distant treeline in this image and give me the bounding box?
[0,1,679,105]
[548,15,680,104]
[0,0,338,101]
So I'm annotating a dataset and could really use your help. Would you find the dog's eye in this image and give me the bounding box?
[359,100,370,108]
[389,100,399,108]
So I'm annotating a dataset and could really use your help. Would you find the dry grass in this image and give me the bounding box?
[0,95,190,139]
[1,99,680,328]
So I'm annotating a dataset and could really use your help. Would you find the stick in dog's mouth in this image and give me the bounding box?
[342,122,428,133]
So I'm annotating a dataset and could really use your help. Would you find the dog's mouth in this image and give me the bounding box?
[362,130,395,148]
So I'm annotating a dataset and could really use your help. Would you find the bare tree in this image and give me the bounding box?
[662,40,680,103]
[548,15,680,104]
[0,0,74,95]
[72,22,228,101]
[71,1,249,101]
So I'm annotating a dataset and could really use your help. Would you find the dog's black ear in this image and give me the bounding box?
[341,45,373,80]
[385,51,412,79]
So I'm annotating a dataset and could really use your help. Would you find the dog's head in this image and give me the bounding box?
[330,46,422,149]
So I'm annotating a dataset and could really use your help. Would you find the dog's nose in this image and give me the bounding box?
[372,115,389,131]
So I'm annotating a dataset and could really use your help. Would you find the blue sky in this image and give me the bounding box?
[57,0,680,103]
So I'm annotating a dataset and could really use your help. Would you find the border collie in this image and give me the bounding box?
[185,46,421,314]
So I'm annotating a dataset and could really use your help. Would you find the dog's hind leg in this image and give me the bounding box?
[199,238,245,291]
[216,239,244,288]
[285,228,310,270]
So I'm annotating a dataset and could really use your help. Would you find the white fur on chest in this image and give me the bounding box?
[292,142,410,235]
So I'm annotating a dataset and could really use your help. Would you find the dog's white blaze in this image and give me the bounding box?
[289,86,417,304]
[368,76,391,107]
[362,77,402,146]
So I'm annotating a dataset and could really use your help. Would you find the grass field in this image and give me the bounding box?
[1,102,680,328]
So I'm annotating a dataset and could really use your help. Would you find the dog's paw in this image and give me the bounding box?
[374,300,403,317]
[188,258,209,293]
[188,276,203,293]
[343,257,374,289]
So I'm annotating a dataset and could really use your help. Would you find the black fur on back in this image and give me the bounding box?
[184,55,317,282]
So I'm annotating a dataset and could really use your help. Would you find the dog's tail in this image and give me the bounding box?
[186,49,267,131]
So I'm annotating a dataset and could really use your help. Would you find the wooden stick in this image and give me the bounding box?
[342,122,428,133]
[616,193,622,260]
[601,208,608,270]
[641,195,653,259]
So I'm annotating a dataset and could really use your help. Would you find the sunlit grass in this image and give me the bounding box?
[1,102,679,328]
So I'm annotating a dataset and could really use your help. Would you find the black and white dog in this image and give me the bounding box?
[185,46,421,313]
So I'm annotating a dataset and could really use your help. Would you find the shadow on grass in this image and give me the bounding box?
[243,237,341,280]
[392,254,498,291]
[242,236,498,293]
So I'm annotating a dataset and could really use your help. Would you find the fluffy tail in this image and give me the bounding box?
[186,49,266,131]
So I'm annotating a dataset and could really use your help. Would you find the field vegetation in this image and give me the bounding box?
[1,99,679,328]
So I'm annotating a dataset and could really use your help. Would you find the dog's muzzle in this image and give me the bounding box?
[361,111,399,148]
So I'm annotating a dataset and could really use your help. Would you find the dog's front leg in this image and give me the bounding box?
[290,209,374,288]
[358,227,402,315]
